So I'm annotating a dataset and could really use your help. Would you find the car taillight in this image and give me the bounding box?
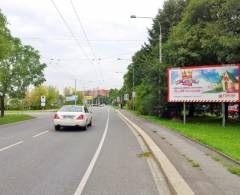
[53,113,60,119]
[77,114,84,120]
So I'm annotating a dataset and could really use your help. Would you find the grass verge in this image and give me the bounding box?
[137,152,152,158]
[127,110,240,162]
[0,114,34,125]
[211,155,240,176]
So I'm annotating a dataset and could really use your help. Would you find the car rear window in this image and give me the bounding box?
[59,105,83,112]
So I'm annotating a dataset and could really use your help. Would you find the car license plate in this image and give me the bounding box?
[63,116,74,119]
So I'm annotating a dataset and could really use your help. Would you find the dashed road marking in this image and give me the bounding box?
[74,108,110,195]
[32,130,49,138]
[0,141,24,152]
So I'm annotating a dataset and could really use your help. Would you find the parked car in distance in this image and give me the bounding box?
[228,104,239,118]
[53,105,92,130]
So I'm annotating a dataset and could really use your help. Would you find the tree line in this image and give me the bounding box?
[5,86,86,110]
[0,9,46,116]
[116,0,240,119]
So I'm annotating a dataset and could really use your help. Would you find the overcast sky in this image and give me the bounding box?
[0,0,164,92]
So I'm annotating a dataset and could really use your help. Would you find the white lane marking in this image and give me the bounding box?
[0,141,24,152]
[74,108,110,195]
[32,130,49,138]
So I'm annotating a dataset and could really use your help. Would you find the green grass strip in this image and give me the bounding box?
[0,114,34,125]
[127,110,240,162]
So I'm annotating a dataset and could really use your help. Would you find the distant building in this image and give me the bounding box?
[81,88,109,98]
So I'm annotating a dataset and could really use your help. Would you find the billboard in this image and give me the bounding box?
[168,64,240,102]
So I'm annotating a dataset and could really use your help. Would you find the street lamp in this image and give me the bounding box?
[130,15,162,63]
[130,14,162,113]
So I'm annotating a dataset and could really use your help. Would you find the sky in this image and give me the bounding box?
[0,0,164,92]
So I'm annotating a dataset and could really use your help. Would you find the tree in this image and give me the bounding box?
[46,86,60,108]
[108,88,120,104]
[29,86,48,109]
[123,0,240,118]
[0,10,11,60]
[123,0,189,116]
[0,11,46,116]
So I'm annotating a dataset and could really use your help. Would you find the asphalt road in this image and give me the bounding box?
[0,107,164,195]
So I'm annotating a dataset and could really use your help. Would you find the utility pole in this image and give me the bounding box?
[132,63,135,110]
[130,15,162,114]
[74,79,77,105]
[158,21,162,117]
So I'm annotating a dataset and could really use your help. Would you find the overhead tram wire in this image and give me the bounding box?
[21,37,144,42]
[49,0,104,85]
[69,0,105,83]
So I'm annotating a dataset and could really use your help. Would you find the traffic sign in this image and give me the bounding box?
[132,91,136,98]
[65,95,78,102]
[116,96,121,103]
[124,94,129,101]
[41,102,46,107]
[41,96,46,103]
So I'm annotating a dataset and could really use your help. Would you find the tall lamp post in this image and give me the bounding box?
[130,15,162,113]
[130,15,162,63]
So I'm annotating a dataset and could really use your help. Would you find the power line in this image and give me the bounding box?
[70,0,96,58]
[21,37,144,42]
[69,0,105,83]
[49,0,103,84]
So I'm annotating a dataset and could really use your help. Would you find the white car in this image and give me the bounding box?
[53,105,92,130]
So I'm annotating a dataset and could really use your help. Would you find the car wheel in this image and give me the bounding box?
[55,125,60,131]
[89,120,92,127]
[82,123,88,131]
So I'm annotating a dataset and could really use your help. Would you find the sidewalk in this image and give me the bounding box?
[120,109,240,195]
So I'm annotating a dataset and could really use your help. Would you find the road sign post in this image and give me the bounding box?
[183,102,186,124]
[124,94,129,102]
[40,96,46,109]
[222,102,226,127]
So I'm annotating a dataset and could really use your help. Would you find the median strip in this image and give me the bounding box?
[117,110,195,195]
[0,141,24,152]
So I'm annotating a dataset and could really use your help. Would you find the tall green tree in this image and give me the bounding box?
[123,0,189,116]
[0,10,11,60]
[0,10,46,116]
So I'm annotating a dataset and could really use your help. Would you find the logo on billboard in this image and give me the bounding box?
[176,70,199,86]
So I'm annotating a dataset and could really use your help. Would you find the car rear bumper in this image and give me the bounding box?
[53,119,86,127]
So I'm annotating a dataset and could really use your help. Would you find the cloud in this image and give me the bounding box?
[0,0,164,92]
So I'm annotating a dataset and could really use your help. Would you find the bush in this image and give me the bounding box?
[7,99,23,110]
[135,84,158,115]
[127,99,133,110]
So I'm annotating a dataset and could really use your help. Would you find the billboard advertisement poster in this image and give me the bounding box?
[168,64,240,102]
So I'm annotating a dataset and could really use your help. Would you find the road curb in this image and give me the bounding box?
[117,110,195,195]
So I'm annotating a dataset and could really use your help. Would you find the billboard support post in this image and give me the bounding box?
[183,102,186,124]
[222,102,226,127]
